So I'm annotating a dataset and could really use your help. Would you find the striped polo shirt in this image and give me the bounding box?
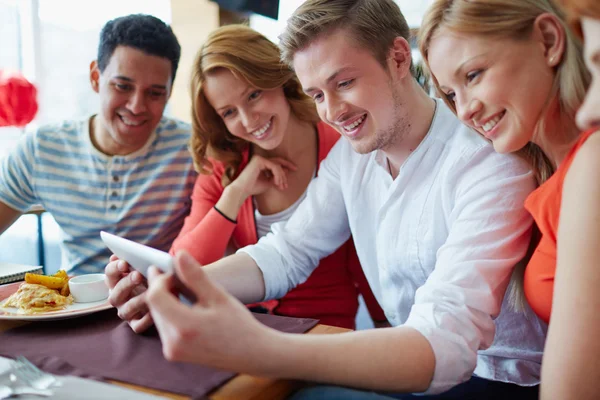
[0,116,197,274]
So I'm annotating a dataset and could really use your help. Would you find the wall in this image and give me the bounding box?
[169,0,220,122]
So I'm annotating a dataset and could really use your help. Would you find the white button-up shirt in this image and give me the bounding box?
[240,99,547,394]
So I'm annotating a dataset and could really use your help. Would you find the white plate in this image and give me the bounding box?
[0,281,113,321]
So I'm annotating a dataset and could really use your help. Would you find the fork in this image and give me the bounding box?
[0,373,53,399]
[10,356,61,390]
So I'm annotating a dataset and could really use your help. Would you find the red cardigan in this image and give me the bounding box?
[171,122,386,329]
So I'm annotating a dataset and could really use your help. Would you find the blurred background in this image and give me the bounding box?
[0,0,434,328]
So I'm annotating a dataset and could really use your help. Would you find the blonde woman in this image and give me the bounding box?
[420,0,599,398]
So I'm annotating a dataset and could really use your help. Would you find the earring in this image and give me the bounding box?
[550,56,556,64]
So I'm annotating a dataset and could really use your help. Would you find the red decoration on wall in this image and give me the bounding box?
[0,71,38,127]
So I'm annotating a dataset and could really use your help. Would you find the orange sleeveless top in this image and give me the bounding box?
[524,129,599,323]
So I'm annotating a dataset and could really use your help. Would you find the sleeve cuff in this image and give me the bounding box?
[238,240,292,302]
[404,307,479,394]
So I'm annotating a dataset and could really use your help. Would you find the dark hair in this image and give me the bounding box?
[97,14,181,83]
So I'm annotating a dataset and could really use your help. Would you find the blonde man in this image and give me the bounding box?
[106,1,546,398]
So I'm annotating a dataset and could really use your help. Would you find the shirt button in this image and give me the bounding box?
[112,175,119,182]
[110,205,117,210]
[111,191,118,197]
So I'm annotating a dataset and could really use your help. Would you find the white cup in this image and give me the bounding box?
[68,273,109,303]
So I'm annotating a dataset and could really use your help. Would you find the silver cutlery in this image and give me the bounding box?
[11,356,61,390]
[0,372,53,399]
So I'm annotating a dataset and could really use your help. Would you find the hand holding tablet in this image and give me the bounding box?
[100,231,173,277]
[100,231,196,304]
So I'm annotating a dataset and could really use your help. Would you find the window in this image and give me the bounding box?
[0,0,172,270]
[0,0,23,159]
[250,0,436,44]
[249,0,305,44]
[395,0,436,28]
[0,0,20,70]
[0,0,172,159]
[37,0,172,123]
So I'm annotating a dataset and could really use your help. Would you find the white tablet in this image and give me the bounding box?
[100,231,173,278]
[100,231,196,304]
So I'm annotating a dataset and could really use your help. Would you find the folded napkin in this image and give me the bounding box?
[0,309,318,399]
[0,356,165,399]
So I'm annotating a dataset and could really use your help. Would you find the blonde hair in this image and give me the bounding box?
[419,0,589,184]
[279,0,411,72]
[418,0,590,309]
[190,24,319,186]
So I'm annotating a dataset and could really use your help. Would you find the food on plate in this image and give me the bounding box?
[23,273,64,289]
[60,282,70,297]
[1,270,73,313]
[25,269,70,295]
[2,284,74,313]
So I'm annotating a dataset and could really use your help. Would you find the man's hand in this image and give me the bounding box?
[105,254,153,333]
[146,251,276,373]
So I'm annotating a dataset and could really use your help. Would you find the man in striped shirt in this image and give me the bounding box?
[0,14,196,274]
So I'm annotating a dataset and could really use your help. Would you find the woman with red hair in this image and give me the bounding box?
[0,71,37,127]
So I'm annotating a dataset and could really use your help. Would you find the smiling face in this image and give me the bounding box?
[203,68,291,151]
[90,45,172,156]
[427,29,557,153]
[292,29,408,154]
[576,17,600,131]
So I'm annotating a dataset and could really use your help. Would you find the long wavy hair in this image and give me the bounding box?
[189,25,320,187]
[419,0,589,185]
[418,0,590,310]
